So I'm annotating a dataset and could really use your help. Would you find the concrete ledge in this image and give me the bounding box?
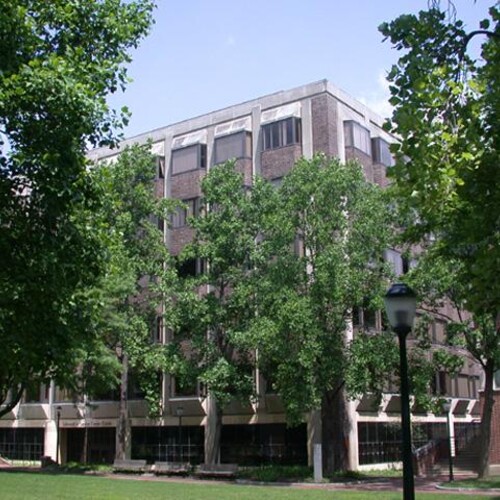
[153,461,191,475]
[196,463,238,478]
[113,459,148,473]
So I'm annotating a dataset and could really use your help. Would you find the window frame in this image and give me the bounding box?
[371,137,395,167]
[344,120,372,156]
[262,117,301,151]
[171,198,200,229]
[214,131,252,165]
[171,143,207,175]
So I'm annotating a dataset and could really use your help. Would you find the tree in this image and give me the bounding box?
[380,3,499,477]
[253,155,391,474]
[167,161,277,464]
[85,144,172,460]
[0,1,155,416]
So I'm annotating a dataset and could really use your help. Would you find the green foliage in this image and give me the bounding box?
[238,465,313,482]
[0,0,155,414]
[255,154,392,423]
[381,3,499,476]
[346,331,399,404]
[82,144,172,415]
[168,161,277,408]
[380,5,500,321]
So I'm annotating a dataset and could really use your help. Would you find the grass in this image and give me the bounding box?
[238,465,314,482]
[238,465,404,483]
[0,471,493,500]
[444,475,500,490]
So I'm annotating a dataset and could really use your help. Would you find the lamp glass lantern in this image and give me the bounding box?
[384,283,417,332]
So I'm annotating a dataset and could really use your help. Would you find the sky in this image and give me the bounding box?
[110,0,491,138]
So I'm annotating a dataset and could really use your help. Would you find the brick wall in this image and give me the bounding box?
[311,94,339,158]
[170,170,204,199]
[345,147,374,182]
[260,144,302,180]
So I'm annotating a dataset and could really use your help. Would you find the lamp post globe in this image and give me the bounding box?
[384,283,417,500]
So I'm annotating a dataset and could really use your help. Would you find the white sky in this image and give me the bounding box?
[109,0,491,138]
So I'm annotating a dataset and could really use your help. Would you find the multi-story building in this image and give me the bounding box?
[0,80,483,470]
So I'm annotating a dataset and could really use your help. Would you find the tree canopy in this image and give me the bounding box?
[380,1,499,477]
[0,0,155,416]
[252,155,392,473]
[167,161,277,464]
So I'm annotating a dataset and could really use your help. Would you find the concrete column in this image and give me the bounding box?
[301,99,313,160]
[307,410,322,480]
[251,105,261,177]
[206,127,215,172]
[347,399,359,470]
[307,410,322,465]
[345,315,359,470]
[44,420,57,461]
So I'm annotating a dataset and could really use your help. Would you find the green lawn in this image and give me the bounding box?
[445,476,500,490]
[0,472,494,500]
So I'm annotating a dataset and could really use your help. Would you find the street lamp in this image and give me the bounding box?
[442,399,454,482]
[384,283,417,500]
[176,406,184,462]
[56,406,62,465]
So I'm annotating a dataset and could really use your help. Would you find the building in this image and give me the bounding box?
[0,80,483,470]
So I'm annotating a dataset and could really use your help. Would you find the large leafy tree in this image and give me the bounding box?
[0,1,155,416]
[253,155,391,474]
[85,144,173,461]
[380,2,499,477]
[167,161,277,464]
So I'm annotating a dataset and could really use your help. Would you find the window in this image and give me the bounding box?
[156,156,166,179]
[494,370,500,390]
[214,131,252,164]
[171,144,207,175]
[353,303,379,331]
[372,138,395,167]
[344,121,371,156]
[24,383,41,403]
[172,377,198,397]
[384,249,403,277]
[431,371,447,396]
[150,214,165,232]
[152,315,163,344]
[171,198,200,228]
[262,117,301,151]
[176,258,205,278]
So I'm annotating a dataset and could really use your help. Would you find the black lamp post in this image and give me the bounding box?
[176,406,184,462]
[384,283,416,500]
[442,399,454,482]
[56,406,62,465]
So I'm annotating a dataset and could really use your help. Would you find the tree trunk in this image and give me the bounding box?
[321,380,351,476]
[204,393,222,464]
[115,353,131,460]
[0,384,24,418]
[82,424,89,464]
[477,358,495,478]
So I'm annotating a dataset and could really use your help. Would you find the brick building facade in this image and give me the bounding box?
[0,80,485,470]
